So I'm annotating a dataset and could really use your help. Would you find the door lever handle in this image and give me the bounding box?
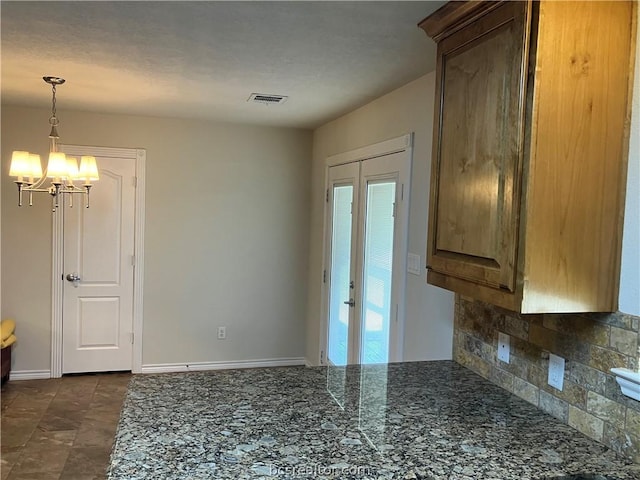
[343,298,355,307]
[66,273,81,282]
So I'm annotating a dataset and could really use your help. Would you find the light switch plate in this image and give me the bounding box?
[407,253,421,276]
[497,332,510,363]
[548,353,565,391]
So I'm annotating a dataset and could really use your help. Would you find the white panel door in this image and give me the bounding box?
[62,155,136,373]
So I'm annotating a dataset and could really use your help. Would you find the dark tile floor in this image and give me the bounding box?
[1,373,130,480]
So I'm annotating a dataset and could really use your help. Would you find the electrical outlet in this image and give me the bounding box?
[497,332,510,363]
[217,326,226,340]
[548,353,565,391]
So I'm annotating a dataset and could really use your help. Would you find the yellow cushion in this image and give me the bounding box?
[1,319,16,342]
[1,334,16,349]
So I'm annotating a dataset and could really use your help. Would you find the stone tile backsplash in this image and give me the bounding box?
[453,296,640,463]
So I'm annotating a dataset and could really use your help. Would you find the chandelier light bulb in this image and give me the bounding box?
[47,152,68,182]
[9,151,30,182]
[28,154,42,182]
[79,156,99,183]
[66,156,80,181]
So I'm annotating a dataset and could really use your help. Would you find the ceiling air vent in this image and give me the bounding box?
[248,93,288,105]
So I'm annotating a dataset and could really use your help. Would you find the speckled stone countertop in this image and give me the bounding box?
[108,361,640,479]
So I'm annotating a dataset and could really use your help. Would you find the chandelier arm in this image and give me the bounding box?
[63,185,87,193]
[29,172,50,190]
[21,187,52,193]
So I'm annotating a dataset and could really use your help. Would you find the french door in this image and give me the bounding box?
[324,150,410,366]
[326,162,359,366]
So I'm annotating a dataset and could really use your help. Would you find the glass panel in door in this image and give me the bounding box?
[327,184,354,366]
[360,181,396,364]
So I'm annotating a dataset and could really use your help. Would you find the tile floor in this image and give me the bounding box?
[1,373,130,480]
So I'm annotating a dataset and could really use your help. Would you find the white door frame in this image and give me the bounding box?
[50,145,146,377]
[320,133,413,365]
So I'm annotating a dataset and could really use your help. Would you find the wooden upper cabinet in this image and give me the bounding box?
[420,1,636,313]
[428,2,528,293]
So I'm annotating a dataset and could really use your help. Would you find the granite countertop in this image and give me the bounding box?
[108,361,640,479]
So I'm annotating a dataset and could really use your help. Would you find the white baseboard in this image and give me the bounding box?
[304,357,315,367]
[141,357,306,374]
[9,370,51,380]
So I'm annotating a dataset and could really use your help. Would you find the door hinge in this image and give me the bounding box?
[133,176,138,187]
[392,202,397,217]
[323,269,327,284]
[326,188,329,203]
[131,254,136,266]
[130,332,135,344]
[401,183,404,201]
[321,350,325,364]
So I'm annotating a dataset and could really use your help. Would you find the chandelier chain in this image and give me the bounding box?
[50,84,59,127]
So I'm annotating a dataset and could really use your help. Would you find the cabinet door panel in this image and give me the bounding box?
[428,1,529,291]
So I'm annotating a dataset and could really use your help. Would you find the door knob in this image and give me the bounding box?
[343,298,355,307]
[66,273,81,282]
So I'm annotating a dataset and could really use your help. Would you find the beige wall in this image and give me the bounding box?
[1,106,312,372]
[306,72,455,365]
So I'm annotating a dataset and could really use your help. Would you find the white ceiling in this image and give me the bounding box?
[1,1,444,129]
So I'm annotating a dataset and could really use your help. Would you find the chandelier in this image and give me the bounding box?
[8,76,99,212]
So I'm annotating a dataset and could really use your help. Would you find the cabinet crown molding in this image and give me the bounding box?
[419,1,504,42]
